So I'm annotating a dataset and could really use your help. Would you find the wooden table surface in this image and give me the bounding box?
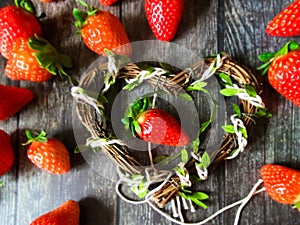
[0,0,300,224]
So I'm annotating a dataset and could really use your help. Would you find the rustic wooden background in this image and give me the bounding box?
[0,0,300,225]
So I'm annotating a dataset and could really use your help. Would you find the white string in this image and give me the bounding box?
[225,84,265,108]
[71,86,103,116]
[175,163,192,187]
[125,67,169,85]
[115,180,148,205]
[226,114,248,160]
[146,179,265,225]
[86,137,126,149]
[191,152,209,180]
[233,179,265,225]
[200,54,224,81]
[176,195,184,222]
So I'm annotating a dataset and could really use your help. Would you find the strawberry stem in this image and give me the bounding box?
[28,35,77,85]
[23,130,48,145]
[122,97,153,136]
[294,202,300,211]
[258,41,300,75]
[15,0,36,14]
[73,0,98,29]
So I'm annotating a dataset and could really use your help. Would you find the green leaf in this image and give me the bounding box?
[289,41,300,51]
[16,0,36,14]
[0,181,3,187]
[123,82,138,91]
[220,88,242,97]
[74,144,89,153]
[179,93,193,101]
[174,165,185,176]
[232,103,241,118]
[222,125,235,134]
[24,130,48,145]
[159,62,173,74]
[239,127,248,138]
[257,61,271,75]
[200,119,211,134]
[191,198,208,209]
[201,152,211,169]
[218,73,232,86]
[257,52,275,63]
[190,138,200,153]
[28,36,73,81]
[153,155,168,163]
[186,81,207,92]
[58,54,73,68]
[28,37,48,51]
[190,191,209,200]
[245,84,257,97]
[179,191,209,209]
[252,107,272,118]
[293,202,300,210]
[35,52,55,68]
[181,148,189,163]
[132,121,141,133]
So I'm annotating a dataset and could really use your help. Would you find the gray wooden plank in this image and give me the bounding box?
[119,1,222,225]
[223,0,300,225]
[0,0,300,225]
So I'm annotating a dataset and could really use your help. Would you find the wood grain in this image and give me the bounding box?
[0,0,299,225]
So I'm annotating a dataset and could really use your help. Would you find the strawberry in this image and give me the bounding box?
[73,0,131,56]
[4,36,73,82]
[266,0,300,37]
[30,200,80,225]
[0,130,14,176]
[145,0,184,41]
[122,98,190,146]
[0,0,42,59]
[258,41,300,107]
[260,164,300,211]
[99,0,118,6]
[0,84,34,121]
[25,131,71,175]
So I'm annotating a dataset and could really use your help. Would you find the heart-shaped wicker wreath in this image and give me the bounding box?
[72,52,269,224]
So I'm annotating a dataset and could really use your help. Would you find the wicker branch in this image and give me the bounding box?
[74,54,264,208]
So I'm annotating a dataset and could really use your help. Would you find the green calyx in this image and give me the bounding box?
[294,202,300,211]
[15,0,36,14]
[121,98,152,137]
[73,0,98,30]
[257,41,300,75]
[23,130,48,145]
[28,35,76,84]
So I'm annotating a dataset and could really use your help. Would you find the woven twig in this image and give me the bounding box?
[74,54,263,208]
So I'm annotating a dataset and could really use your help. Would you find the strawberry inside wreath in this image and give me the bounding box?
[122,97,190,147]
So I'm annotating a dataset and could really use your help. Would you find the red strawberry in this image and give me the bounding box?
[266,0,300,37]
[258,41,300,107]
[99,0,118,6]
[25,131,71,175]
[73,1,131,56]
[5,36,73,82]
[123,98,190,146]
[0,130,14,176]
[145,0,184,41]
[0,0,42,59]
[0,84,34,121]
[260,164,300,211]
[30,200,80,225]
